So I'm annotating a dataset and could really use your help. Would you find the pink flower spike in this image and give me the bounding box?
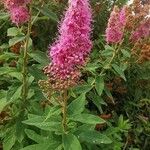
[45,0,93,90]
[10,6,30,25]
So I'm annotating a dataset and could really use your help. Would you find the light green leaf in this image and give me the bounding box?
[78,131,112,144]
[0,67,16,76]
[7,27,23,36]
[121,49,131,58]
[70,114,105,124]
[9,35,25,47]
[68,93,86,116]
[95,76,104,96]
[0,12,9,20]
[8,72,23,81]
[63,133,82,150]
[112,64,126,81]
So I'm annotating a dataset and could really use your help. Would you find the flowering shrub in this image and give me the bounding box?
[0,0,150,150]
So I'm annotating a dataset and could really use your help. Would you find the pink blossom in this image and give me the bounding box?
[130,19,150,42]
[119,6,127,26]
[45,0,92,89]
[4,0,31,9]
[10,6,30,25]
[106,6,127,44]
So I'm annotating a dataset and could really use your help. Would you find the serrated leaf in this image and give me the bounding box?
[70,114,105,124]
[63,133,82,150]
[68,93,86,116]
[95,76,104,96]
[78,131,112,144]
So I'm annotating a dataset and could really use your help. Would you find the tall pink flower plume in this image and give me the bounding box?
[130,19,150,42]
[44,0,92,90]
[3,0,31,25]
[106,6,127,44]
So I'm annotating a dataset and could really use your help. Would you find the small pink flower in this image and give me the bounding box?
[130,19,150,42]
[4,0,31,9]
[119,6,127,26]
[105,6,127,44]
[10,6,30,25]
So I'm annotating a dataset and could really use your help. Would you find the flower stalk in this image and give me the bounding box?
[22,5,32,104]
[62,90,68,132]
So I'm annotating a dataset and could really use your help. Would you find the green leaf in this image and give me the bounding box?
[35,6,58,22]
[25,129,45,143]
[68,93,86,116]
[70,114,105,124]
[23,116,62,132]
[29,65,46,80]
[8,85,22,102]
[95,76,104,96]
[3,130,16,150]
[9,35,25,47]
[72,84,92,94]
[0,67,16,76]
[0,12,9,20]
[121,49,131,58]
[0,52,17,60]
[29,50,49,66]
[63,133,82,150]
[112,64,126,81]
[7,27,23,36]
[78,131,112,145]
[0,90,7,112]
[20,142,57,150]
[8,72,23,81]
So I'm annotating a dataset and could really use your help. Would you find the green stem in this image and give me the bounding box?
[22,6,32,104]
[62,90,68,132]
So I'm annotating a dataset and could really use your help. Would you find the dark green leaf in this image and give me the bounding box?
[29,50,49,66]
